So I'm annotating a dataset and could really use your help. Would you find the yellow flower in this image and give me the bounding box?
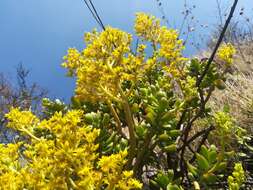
[62,48,81,76]
[217,43,236,65]
[135,12,187,77]
[214,111,234,133]
[98,150,128,173]
[2,109,142,189]
[135,12,161,42]
[116,171,143,190]
[5,108,39,131]
[228,163,245,190]
[5,108,40,140]
[62,27,145,103]
[62,13,188,104]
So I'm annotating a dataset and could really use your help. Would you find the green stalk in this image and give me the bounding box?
[21,127,40,141]
[117,83,137,168]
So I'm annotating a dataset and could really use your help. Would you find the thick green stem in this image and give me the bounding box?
[117,83,137,168]
[123,101,137,166]
[105,59,137,167]
[107,100,127,138]
[100,84,123,103]
[133,131,153,178]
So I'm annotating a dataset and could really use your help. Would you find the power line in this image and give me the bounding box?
[83,0,106,30]
[88,0,105,30]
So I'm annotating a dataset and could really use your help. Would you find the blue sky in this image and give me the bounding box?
[0,0,252,101]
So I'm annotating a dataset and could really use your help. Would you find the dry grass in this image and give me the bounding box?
[207,42,253,132]
[233,42,253,73]
[210,72,253,131]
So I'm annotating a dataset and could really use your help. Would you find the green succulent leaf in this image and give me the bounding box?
[200,145,209,160]
[167,184,181,190]
[164,144,177,153]
[187,162,198,177]
[202,173,217,184]
[156,173,170,189]
[196,153,210,171]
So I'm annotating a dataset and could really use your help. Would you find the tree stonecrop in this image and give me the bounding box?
[217,43,236,66]
[1,108,142,189]
[1,13,246,189]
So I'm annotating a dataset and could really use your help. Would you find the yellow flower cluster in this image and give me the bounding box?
[5,108,40,140]
[228,163,245,190]
[217,43,236,65]
[98,150,142,189]
[1,108,142,190]
[62,48,81,76]
[214,111,235,133]
[134,13,161,42]
[62,13,187,103]
[135,13,187,76]
[181,76,198,101]
[0,143,25,189]
[5,108,39,131]
[63,27,145,102]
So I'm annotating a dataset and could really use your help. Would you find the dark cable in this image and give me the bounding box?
[196,0,239,87]
[83,0,101,27]
[88,0,106,30]
[83,0,105,30]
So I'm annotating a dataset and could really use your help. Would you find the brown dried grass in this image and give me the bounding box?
[209,43,253,132]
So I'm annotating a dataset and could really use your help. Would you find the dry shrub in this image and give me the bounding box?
[233,42,253,73]
[199,37,253,132]
[210,69,253,132]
